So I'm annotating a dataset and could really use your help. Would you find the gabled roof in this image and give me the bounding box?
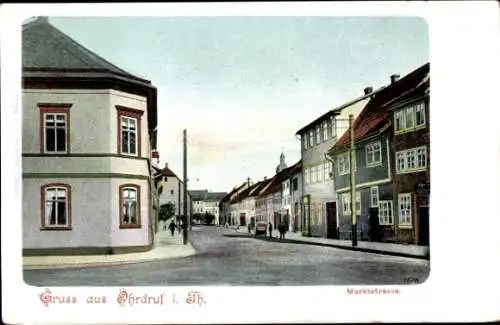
[259,161,300,197]
[330,62,430,151]
[189,190,209,200]
[206,192,227,201]
[295,85,387,136]
[221,183,245,203]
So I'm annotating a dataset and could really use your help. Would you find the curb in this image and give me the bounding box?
[23,244,197,271]
[224,233,429,260]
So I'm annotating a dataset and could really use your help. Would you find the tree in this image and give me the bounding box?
[159,203,175,222]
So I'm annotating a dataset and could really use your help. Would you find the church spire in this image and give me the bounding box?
[276,149,288,174]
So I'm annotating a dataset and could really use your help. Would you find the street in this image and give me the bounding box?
[24,226,429,286]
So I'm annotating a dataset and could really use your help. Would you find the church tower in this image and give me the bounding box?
[275,150,288,174]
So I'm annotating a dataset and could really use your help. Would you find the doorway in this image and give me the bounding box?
[418,207,430,246]
[326,202,338,239]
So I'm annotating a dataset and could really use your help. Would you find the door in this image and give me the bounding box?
[326,202,338,239]
[418,207,430,246]
[369,207,380,241]
[294,202,299,232]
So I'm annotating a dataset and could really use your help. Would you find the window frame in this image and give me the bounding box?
[309,131,314,148]
[341,191,361,215]
[119,184,142,229]
[330,116,336,140]
[378,200,394,225]
[316,126,321,144]
[398,193,412,228]
[394,101,427,134]
[316,164,322,182]
[370,186,379,208]
[323,122,328,142]
[40,183,72,230]
[337,153,350,175]
[116,105,144,157]
[38,104,72,154]
[395,146,428,174]
[365,141,382,167]
[303,135,308,150]
[305,168,310,184]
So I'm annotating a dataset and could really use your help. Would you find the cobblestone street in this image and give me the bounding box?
[24,226,430,286]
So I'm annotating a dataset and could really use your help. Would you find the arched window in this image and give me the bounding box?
[119,184,141,228]
[41,183,72,230]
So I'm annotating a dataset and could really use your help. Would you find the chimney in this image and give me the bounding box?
[164,162,168,168]
[364,87,373,95]
[390,74,400,84]
[264,176,267,181]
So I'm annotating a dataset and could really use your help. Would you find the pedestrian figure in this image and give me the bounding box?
[168,220,176,237]
[268,222,273,239]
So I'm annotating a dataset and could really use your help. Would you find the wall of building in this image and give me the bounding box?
[390,98,430,244]
[22,88,153,254]
[337,182,392,240]
[23,177,151,252]
[301,99,369,237]
[334,134,391,190]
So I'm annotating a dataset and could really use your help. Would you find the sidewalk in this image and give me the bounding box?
[23,230,196,270]
[233,227,429,259]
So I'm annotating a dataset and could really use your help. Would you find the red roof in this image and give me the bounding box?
[331,62,429,151]
[333,112,388,149]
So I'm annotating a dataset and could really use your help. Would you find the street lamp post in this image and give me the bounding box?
[324,114,357,246]
[348,114,357,247]
[183,129,188,245]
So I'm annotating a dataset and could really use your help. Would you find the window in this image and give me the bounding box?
[330,117,336,140]
[370,186,379,207]
[316,126,321,144]
[398,193,412,227]
[341,193,350,215]
[315,164,321,182]
[311,166,316,183]
[341,192,361,215]
[323,162,329,180]
[170,189,174,195]
[394,110,405,133]
[119,184,141,228]
[323,122,328,142]
[378,200,393,225]
[305,168,310,184]
[39,104,71,154]
[117,106,143,156]
[317,203,323,224]
[292,178,298,191]
[366,141,382,167]
[303,135,307,150]
[309,131,314,148]
[415,102,426,127]
[395,146,427,174]
[41,184,71,230]
[337,153,355,175]
[394,101,426,133]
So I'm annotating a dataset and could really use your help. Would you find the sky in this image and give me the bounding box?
[49,16,429,193]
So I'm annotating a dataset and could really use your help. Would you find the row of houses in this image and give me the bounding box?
[219,153,303,232]
[222,62,430,245]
